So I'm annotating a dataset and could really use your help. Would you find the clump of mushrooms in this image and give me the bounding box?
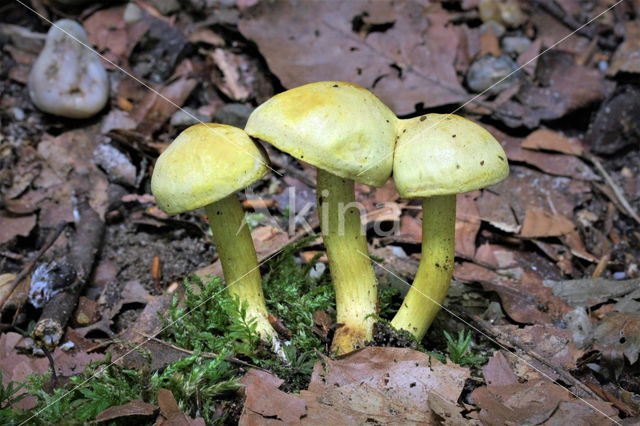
[245,81,398,355]
[151,123,284,356]
[390,114,509,339]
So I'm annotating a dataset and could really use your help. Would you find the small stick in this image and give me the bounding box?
[134,331,263,370]
[41,344,57,388]
[587,154,640,225]
[0,221,67,311]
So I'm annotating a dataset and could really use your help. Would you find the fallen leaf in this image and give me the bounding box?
[454,262,570,324]
[521,128,584,156]
[608,21,640,76]
[301,347,470,424]
[135,61,198,135]
[542,277,639,308]
[520,206,575,238]
[474,191,520,233]
[496,130,598,181]
[483,351,518,387]
[239,0,468,114]
[455,192,482,259]
[96,400,158,423]
[489,165,590,224]
[239,369,306,424]
[0,212,36,244]
[593,312,640,365]
[471,379,619,425]
[495,324,585,369]
[496,51,607,128]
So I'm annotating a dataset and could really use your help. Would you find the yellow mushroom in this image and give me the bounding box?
[391,114,509,340]
[151,123,283,355]
[245,81,398,354]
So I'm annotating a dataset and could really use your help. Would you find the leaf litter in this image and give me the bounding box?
[1,0,640,423]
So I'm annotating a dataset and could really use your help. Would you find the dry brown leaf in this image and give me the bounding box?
[475,191,520,233]
[455,192,481,259]
[483,351,518,386]
[471,379,619,425]
[498,129,598,181]
[520,206,575,238]
[489,165,590,224]
[238,0,468,114]
[301,347,470,424]
[522,128,584,156]
[608,21,640,75]
[239,369,306,424]
[135,61,198,135]
[96,400,158,423]
[496,51,606,128]
[496,324,585,369]
[0,212,36,244]
[454,262,571,324]
[84,7,132,67]
[593,312,640,365]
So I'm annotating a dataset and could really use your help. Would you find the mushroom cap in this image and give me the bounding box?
[394,114,509,198]
[245,81,398,187]
[151,123,269,215]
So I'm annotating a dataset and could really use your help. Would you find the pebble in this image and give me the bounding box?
[479,21,506,38]
[170,107,211,128]
[501,36,532,55]
[613,271,627,280]
[124,2,143,23]
[466,54,521,95]
[214,103,254,128]
[12,107,25,121]
[29,19,109,119]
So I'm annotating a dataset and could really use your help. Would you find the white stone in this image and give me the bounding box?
[29,19,109,119]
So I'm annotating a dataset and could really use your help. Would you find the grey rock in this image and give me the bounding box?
[501,36,532,55]
[466,54,521,95]
[214,103,254,128]
[29,19,109,118]
[170,107,211,128]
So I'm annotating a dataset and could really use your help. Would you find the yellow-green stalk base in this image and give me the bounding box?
[317,170,377,355]
[205,195,279,346]
[391,195,456,340]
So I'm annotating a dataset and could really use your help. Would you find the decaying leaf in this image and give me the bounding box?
[96,400,158,423]
[239,347,471,424]
[301,347,470,424]
[543,277,639,308]
[471,379,619,425]
[593,312,640,365]
[239,0,468,114]
[239,369,306,424]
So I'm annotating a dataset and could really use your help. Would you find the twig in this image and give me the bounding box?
[463,312,602,400]
[33,192,105,349]
[530,0,596,40]
[134,331,263,370]
[41,344,57,388]
[587,153,640,225]
[0,221,67,311]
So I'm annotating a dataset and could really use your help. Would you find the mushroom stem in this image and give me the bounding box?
[317,169,377,354]
[390,195,456,340]
[204,194,280,347]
